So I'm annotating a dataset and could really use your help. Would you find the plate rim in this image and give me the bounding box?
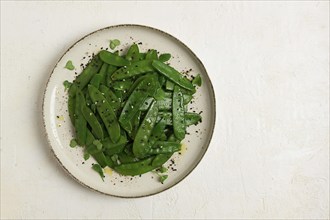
[42,24,216,198]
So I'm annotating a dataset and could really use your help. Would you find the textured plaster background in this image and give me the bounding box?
[1,1,329,219]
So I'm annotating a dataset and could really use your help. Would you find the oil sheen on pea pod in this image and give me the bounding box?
[133,101,159,158]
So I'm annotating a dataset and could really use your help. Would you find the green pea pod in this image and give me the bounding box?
[112,79,134,91]
[152,60,195,92]
[158,112,201,126]
[113,156,155,176]
[99,50,130,67]
[88,85,121,143]
[149,119,167,146]
[102,134,128,150]
[111,60,154,80]
[172,86,185,140]
[75,89,87,146]
[145,49,158,60]
[148,141,181,155]
[86,142,107,168]
[106,65,118,87]
[90,74,103,88]
[164,92,192,105]
[118,152,139,164]
[98,63,109,85]
[86,129,95,145]
[130,111,141,138]
[165,80,174,91]
[99,85,121,113]
[126,73,155,97]
[119,76,157,133]
[125,44,140,62]
[71,55,103,93]
[151,153,173,167]
[138,53,146,61]
[158,75,166,86]
[133,101,159,158]
[81,105,104,140]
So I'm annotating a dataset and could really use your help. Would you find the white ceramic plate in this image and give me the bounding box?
[43,24,215,198]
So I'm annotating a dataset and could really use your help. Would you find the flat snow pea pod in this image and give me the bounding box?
[86,144,107,168]
[133,101,159,158]
[106,64,118,87]
[104,144,126,156]
[164,92,191,105]
[130,111,141,138]
[152,60,195,92]
[183,94,193,105]
[111,60,154,80]
[113,156,155,176]
[148,141,181,154]
[119,76,157,133]
[81,105,104,140]
[72,55,103,92]
[75,89,87,145]
[88,85,121,143]
[99,50,130,67]
[172,85,185,140]
[145,49,158,60]
[165,80,174,91]
[118,152,139,164]
[99,85,121,113]
[157,112,200,126]
[126,73,154,97]
[158,53,171,62]
[98,63,109,85]
[102,134,128,150]
[185,112,202,125]
[140,97,171,111]
[151,153,173,167]
[138,53,146,61]
[149,119,167,146]
[90,74,103,88]
[86,129,95,145]
[125,44,140,62]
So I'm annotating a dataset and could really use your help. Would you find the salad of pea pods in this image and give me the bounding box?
[65,42,202,183]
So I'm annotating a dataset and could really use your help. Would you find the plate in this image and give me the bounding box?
[42,24,216,198]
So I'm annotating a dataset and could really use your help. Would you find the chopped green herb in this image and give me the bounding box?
[69,139,77,148]
[92,140,103,150]
[110,39,121,50]
[192,74,202,87]
[84,152,90,160]
[159,53,171,62]
[63,80,72,90]
[92,164,105,181]
[159,175,168,184]
[159,166,168,173]
[65,60,75,70]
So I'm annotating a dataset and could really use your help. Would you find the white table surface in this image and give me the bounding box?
[1,1,329,219]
